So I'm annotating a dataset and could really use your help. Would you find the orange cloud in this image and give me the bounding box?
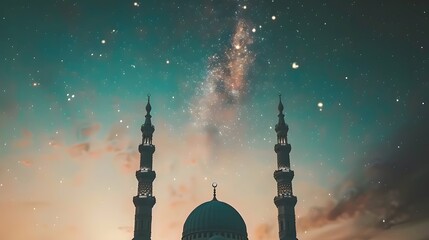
[253,223,276,240]
[19,159,32,167]
[79,123,100,138]
[68,142,90,158]
[114,150,139,174]
[13,129,33,148]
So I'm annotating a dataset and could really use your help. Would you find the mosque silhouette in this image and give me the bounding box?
[132,96,298,240]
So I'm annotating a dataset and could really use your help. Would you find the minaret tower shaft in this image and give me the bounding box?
[133,96,156,240]
[274,95,298,240]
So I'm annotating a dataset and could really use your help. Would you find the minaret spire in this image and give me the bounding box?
[275,94,289,145]
[142,94,154,145]
[278,94,284,112]
[133,96,156,240]
[273,95,298,240]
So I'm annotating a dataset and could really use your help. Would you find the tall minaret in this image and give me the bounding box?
[273,95,298,240]
[133,95,156,240]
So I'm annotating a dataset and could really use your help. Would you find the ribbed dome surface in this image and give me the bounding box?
[182,199,247,238]
[209,236,228,240]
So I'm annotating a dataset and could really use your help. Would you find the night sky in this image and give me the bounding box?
[1,1,428,240]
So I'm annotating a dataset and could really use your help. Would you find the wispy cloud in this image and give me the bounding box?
[298,108,429,239]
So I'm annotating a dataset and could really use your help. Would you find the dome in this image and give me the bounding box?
[182,198,248,240]
[209,236,228,240]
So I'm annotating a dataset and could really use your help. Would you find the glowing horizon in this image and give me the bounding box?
[1,1,428,240]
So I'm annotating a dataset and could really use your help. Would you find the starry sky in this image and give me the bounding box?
[1,1,428,240]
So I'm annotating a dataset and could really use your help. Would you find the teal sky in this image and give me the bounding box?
[1,1,428,239]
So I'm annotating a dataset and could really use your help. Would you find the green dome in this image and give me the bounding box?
[209,236,228,240]
[182,199,247,240]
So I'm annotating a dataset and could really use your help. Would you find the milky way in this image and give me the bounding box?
[190,19,254,138]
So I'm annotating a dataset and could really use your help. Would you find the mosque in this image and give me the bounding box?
[131,96,298,240]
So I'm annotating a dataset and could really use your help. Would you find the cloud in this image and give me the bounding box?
[68,142,90,158]
[13,129,33,148]
[114,150,139,174]
[19,159,32,167]
[253,223,276,240]
[330,119,429,227]
[78,123,100,138]
[298,107,429,238]
[0,81,19,129]
[106,123,130,152]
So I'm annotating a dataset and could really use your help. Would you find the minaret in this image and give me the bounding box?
[273,95,297,240]
[133,95,156,240]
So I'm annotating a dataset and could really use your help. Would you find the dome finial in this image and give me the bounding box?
[212,182,218,200]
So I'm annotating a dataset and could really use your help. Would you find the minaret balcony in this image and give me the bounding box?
[138,144,155,153]
[274,143,291,153]
[274,169,294,181]
[136,170,156,182]
[139,142,155,154]
[277,192,294,198]
[279,167,290,172]
[133,195,156,207]
[138,193,153,198]
[274,195,297,206]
